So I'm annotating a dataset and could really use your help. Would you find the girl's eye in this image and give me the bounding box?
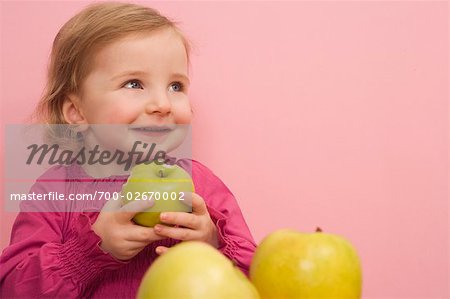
[169,82,184,92]
[123,80,143,89]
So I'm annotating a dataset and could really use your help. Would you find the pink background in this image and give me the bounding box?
[1,1,448,298]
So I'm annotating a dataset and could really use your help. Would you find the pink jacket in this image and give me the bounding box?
[0,160,256,298]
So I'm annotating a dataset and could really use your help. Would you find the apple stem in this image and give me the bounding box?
[316,227,322,233]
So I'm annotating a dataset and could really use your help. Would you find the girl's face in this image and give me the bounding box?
[63,28,192,175]
[66,27,192,126]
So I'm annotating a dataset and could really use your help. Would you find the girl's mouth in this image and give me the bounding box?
[130,126,173,137]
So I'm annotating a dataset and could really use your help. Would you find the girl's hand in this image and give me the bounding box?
[153,193,218,255]
[92,198,165,260]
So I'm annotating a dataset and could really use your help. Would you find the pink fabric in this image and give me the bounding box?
[0,160,256,298]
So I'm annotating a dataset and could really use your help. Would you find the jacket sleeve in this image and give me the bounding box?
[192,161,257,276]
[0,185,127,298]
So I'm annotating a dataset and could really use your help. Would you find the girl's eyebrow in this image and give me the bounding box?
[111,71,190,84]
[111,70,148,81]
[172,73,190,84]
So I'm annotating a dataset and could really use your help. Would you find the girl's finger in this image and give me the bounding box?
[116,199,155,222]
[101,198,123,212]
[115,241,151,260]
[126,240,152,251]
[154,224,198,241]
[125,225,166,242]
[180,193,207,215]
[155,246,169,255]
[160,211,200,229]
[191,193,208,216]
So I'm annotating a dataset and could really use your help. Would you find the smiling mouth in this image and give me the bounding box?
[131,126,172,132]
[130,126,173,137]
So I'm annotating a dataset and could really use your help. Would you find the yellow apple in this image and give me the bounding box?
[137,241,260,299]
[250,228,362,298]
[122,161,194,227]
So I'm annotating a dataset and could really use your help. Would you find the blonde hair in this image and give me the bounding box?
[34,2,191,124]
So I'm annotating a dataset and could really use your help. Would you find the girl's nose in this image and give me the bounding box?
[145,92,171,116]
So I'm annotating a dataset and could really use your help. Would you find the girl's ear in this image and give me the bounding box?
[62,94,87,125]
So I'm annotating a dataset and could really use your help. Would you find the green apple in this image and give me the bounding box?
[137,241,260,299]
[250,228,362,299]
[121,161,194,227]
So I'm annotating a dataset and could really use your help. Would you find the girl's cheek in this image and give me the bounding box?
[103,105,140,124]
[173,102,193,124]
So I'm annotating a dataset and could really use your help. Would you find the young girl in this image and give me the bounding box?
[0,2,256,298]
